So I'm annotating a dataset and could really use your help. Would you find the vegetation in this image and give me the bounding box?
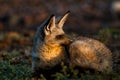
[0,50,119,80]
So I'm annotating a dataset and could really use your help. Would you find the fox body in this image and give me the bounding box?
[31,11,112,72]
[31,12,71,70]
[69,37,112,72]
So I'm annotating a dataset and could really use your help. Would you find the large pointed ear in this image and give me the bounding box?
[58,11,70,28]
[44,15,55,35]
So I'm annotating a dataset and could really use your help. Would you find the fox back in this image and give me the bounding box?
[69,37,112,72]
[31,12,71,71]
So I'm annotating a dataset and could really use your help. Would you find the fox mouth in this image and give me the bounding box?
[67,39,73,44]
[61,39,73,46]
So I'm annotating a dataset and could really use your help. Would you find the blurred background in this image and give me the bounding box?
[0,0,120,75]
[0,0,120,33]
[0,0,119,50]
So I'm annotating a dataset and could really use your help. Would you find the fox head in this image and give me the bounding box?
[43,11,71,46]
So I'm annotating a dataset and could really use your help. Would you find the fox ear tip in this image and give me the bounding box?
[51,14,55,17]
[66,10,70,14]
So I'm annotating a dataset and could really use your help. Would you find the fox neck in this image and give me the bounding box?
[39,43,65,62]
[41,43,63,54]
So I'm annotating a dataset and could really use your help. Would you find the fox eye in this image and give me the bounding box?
[56,34,64,39]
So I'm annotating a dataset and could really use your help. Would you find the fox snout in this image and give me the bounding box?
[65,38,72,45]
[62,36,73,45]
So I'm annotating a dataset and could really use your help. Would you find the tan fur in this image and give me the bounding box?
[31,12,71,71]
[41,45,64,61]
[69,37,112,72]
[37,44,66,69]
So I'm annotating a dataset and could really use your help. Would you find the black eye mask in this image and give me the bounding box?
[55,34,65,40]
